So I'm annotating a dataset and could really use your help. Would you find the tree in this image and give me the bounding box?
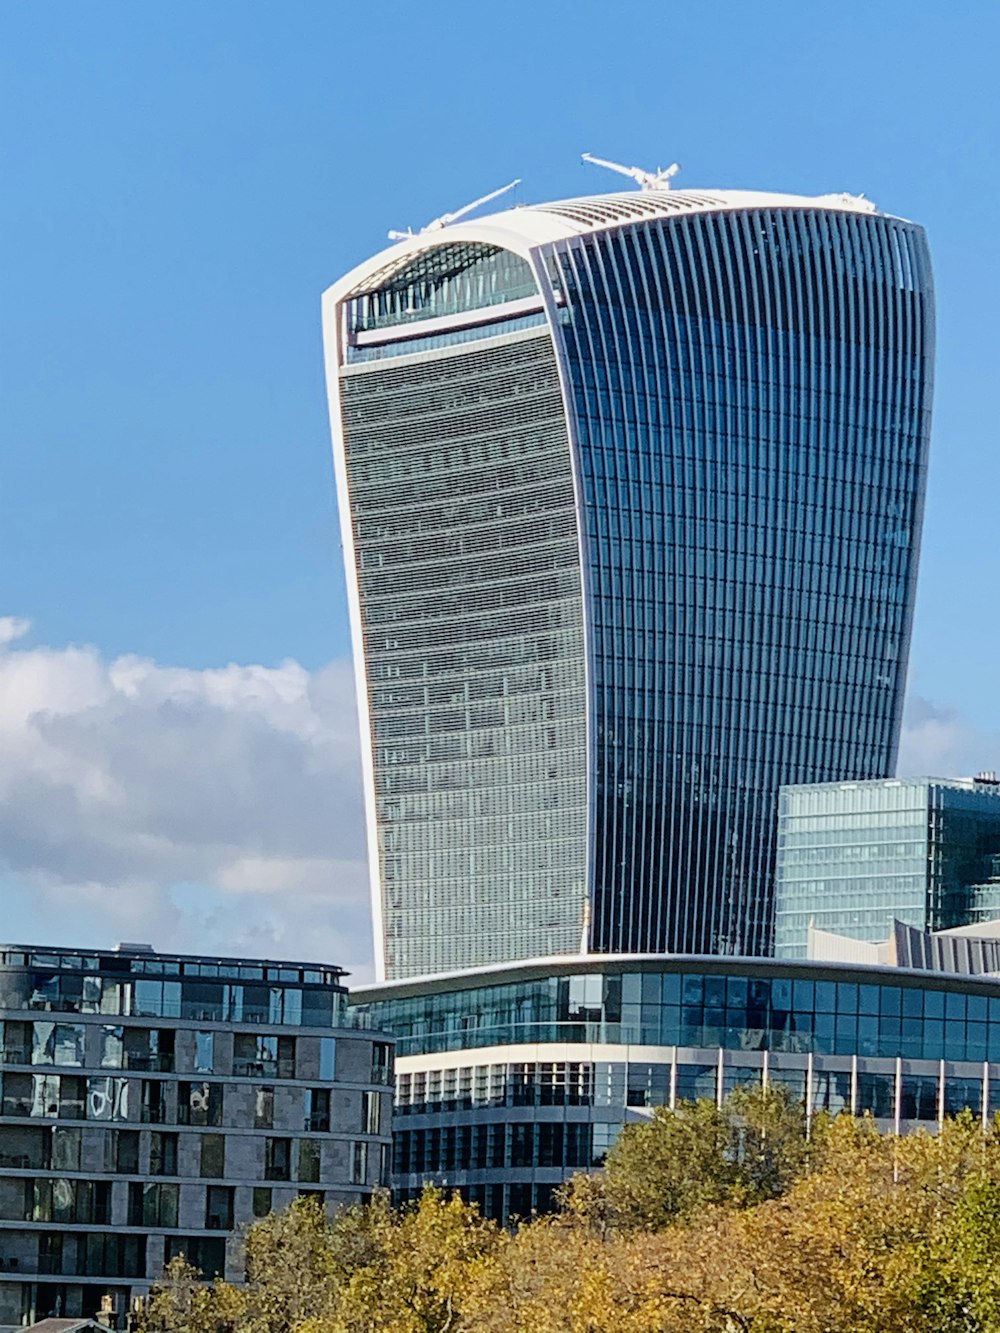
[562,1084,811,1234]
[139,1257,245,1333]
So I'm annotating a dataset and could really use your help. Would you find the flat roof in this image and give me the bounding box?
[350,951,1000,1004]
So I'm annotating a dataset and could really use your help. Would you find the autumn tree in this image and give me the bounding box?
[140,1256,245,1333]
[562,1083,811,1233]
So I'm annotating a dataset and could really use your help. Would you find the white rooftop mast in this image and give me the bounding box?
[582,151,680,191]
[388,179,521,242]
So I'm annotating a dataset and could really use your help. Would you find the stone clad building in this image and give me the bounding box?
[0,943,393,1328]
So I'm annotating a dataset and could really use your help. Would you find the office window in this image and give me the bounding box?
[252,1187,272,1218]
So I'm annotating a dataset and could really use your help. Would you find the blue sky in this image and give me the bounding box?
[1,1,998,968]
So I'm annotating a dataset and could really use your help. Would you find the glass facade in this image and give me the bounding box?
[776,778,1000,956]
[353,954,1000,1222]
[327,191,934,976]
[339,302,589,978]
[354,957,1000,1064]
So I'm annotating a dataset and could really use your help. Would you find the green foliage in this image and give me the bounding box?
[139,1106,1000,1333]
[562,1083,811,1232]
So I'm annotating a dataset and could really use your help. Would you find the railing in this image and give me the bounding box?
[125,1053,174,1073]
[1,1101,33,1118]
[233,1058,296,1079]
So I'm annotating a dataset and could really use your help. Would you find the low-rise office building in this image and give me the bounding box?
[0,944,393,1329]
[775,776,1000,958]
[352,953,1000,1221]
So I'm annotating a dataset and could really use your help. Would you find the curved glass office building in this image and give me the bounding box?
[352,954,999,1222]
[323,185,935,979]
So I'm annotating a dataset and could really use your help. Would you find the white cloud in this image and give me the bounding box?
[897,695,1000,781]
[0,617,30,648]
[7,617,991,985]
[0,622,374,978]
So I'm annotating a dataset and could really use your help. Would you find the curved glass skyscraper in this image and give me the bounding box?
[323,185,934,980]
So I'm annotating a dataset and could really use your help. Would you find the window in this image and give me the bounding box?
[32,1022,86,1067]
[164,1236,226,1279]
[100,1026,124,1068]
[305,1088,330,1132]
[351,1141,368,1186]
[264,1137,291,1181]
[371,1043,392,1086]
[51,1127,81,1171]
[252,1187,272,1218]
[379,1142,391,1187]
[141,1079,167,1124]
[114,1129,140,1174]
[200,1134,225,1178]
[2,1019,29,1063]
[205,1185,235,1230]
[128,1181,178,1228]
[33,1073,86,1119]
[32,1179,111,1225]
[87,1075,130,1121]
[194,1032,214,1074]
[149,1131,178,1177]
[298,1139,320,1184]
[178,1081,223,1127]
[233,1034,296,1078]
[361,1090,380,1135]
[255,1086,274,1130]
[319,1038,336,1081]
[123,1027,175,1072]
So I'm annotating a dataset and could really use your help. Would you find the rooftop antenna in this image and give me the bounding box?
[581,152,680,192]
[388,179,521,242]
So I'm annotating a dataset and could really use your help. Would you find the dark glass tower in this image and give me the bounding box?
[323,186,934,980]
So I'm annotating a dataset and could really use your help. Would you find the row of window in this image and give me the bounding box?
[0,1074,386,1133]
[366,969,1000,1061]
[14,974,346,1027]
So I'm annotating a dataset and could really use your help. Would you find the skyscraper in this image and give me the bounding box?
[323,182,934,981]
